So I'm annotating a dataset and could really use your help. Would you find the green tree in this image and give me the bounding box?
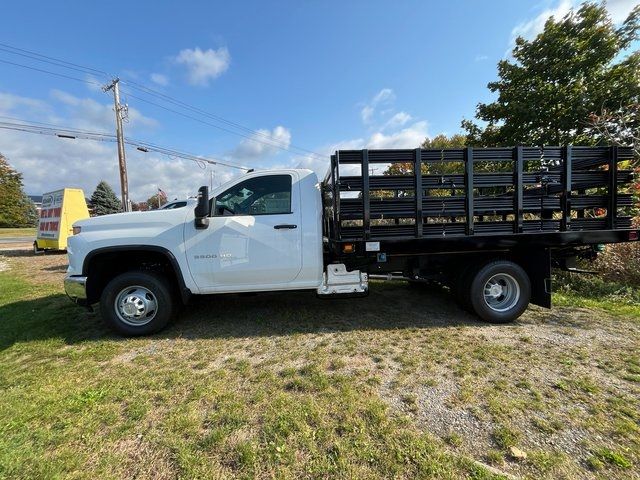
[589,102,640,160]
[422,133,467,150]
[463,2,640,147]
[19,194,38,227]
[0,154,36,227]
[131,201,149,211]
[146,194,166,210]
[384,133,467,176]
[90,181,122,216]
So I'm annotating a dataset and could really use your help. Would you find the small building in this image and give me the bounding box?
[28,195,43,214]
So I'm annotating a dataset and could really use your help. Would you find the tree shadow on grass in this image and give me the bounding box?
[0,293,107,351]
[0,281,501,351]
[0,248,67,258]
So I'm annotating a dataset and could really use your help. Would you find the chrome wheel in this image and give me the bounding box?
[114,285,158,326]
[483,273,520,312]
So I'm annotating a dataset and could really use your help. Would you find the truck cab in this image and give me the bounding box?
[65,169,362,336]
[184,169,323,292]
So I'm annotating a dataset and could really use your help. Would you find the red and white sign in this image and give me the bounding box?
[38,190,64,239]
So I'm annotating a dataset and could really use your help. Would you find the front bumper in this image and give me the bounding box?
[64,275,88,305]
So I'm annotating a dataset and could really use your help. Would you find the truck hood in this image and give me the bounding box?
[73,206,194,237]
[75,204,194,228]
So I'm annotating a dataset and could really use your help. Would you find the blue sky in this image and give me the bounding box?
[0,0,636,200]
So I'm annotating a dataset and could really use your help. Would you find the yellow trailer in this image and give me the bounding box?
[34,188,90,252]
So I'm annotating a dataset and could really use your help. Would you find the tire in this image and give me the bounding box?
[100,271,175,336]
[468,260,531,323]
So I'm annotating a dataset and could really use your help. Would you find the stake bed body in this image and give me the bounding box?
[64,146,638,335]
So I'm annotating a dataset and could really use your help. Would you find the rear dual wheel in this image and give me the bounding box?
[457,260,531,323]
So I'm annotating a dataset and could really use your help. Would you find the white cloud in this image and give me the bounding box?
[0,86,427,201]
[294,121,429,179]
[605,0,639,22]
[383,111,412,130]
[368,121,429,149]
[361,105,375,124]
[474,54,489,62]
[150,73,169,86]
[510,0,573,48]
[0,90,223,201]
[0,125,228,201]
[84,74,106,93]
[297,87,429,179]
[50,89,158,132]
[0,92,48,114]
[230,125,291,161]
[175,47,230,86]
[126,152,235,199]
[509,0,637,49]
[360,88,395,124]
[293,138,364,179]
[372,88,395,104]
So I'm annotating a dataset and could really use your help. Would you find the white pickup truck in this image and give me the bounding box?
[64,146,639,336]
[65,169,366,335]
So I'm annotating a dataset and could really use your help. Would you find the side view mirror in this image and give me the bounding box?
[194,186,210,229]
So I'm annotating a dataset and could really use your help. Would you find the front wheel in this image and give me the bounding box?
[100,271,175,336]
[469,260,531,323]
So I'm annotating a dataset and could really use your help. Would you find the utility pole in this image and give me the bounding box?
[103,78,130,212]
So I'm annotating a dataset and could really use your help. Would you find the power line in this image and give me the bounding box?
[0,115,115,135]
[0,41,326,160]
[121,89,322,159]
[0,45,110,80]
[0,124,115,143]
[0,119,250,171]
[127,137,248,170]
[0,42,110,77]
[0,58,102,86]
[0,120,115,140]
[121,79,325,159]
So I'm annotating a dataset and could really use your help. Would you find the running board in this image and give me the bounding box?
[317,264,368,296]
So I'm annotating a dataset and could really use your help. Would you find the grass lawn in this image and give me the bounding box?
[0,249,638,479]
[0,227,36,238]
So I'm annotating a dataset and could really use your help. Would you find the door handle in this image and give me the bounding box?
[274,224,297,229]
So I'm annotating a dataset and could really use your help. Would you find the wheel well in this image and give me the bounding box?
[412,249,551,308]
[454,252,551,309]
[84,248,188,305]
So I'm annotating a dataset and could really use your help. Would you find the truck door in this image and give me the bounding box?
[185,173,303,290]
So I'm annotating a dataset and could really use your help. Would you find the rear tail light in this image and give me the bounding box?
[629,230,639,241]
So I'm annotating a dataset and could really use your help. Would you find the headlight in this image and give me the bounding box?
[72,226,82,235]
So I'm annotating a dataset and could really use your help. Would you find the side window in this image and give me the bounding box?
[213,175,292,216]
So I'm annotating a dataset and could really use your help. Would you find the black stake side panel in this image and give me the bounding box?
[323,145,636,245]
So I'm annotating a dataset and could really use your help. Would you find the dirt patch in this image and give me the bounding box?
[370,307,640,479]
[0,245,68,285]
[109,436,179,480]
